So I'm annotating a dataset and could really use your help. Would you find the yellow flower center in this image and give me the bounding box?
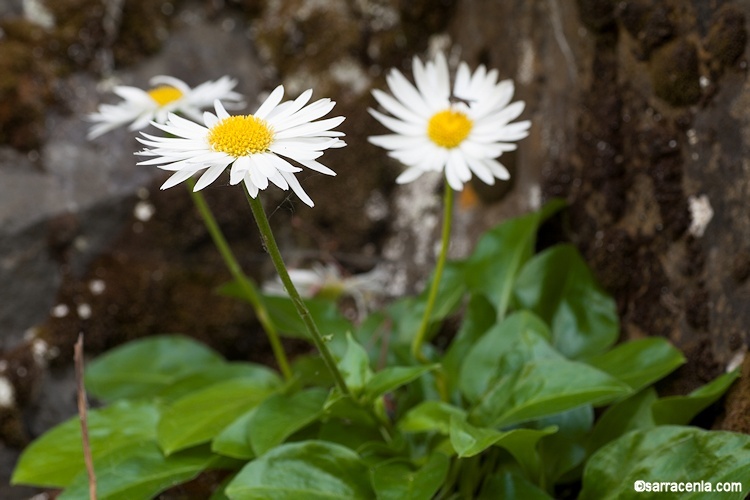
[147,86,183,106]
[427,109,473,149]
[208,115,274,157]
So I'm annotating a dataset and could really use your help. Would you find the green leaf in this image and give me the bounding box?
[535,406,593,484]
[459,311,555,404]
[587,388,657,456]
[371,453,450,500]
[478,471,553,500]
[652,369,740,426]
[398,401,467,435]
[225,441,373,499]
[248,388,328,456]
[364,365,437,401]
[338,333,373,395]
[586,337,685,391]
[513,244,619,359]
[472,359,631,427]
[58,443,220,500]
[580,426,750,500]
[324,391,379,427]
[318,419,383,451]
[465,199,564,318]
[85,335,224,401]
[12,401,159,488]
[158,378,278,455]
[157,362,282,402]
[263,293,352,345]
[387,261,466,345]
[212,409,257,460]
[449,415,556,468]
[221,281,352,348]
[292,354,335,388]
[442,294,496,391]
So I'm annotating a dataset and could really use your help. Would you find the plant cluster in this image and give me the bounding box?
[11,53,750,499]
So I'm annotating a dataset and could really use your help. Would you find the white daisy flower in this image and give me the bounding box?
[368,53,531,191]
[135,85,345,207]
[87,75,244,139]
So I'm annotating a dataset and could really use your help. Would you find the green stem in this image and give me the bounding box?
[245,193,351,397]
[412,183,454,362]
[186,180,292,381]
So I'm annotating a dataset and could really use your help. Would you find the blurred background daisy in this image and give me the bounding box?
[87,75,244,139]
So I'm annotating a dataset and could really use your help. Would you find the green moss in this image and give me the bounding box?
[0,19,58,150]
[577,0,617,33]
[0,0,182,150]
[704,4,747,72]
[617,0,674,58]
[650,38,701,107]
[113,0,183,66]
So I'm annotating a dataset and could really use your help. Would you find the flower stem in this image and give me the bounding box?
[411,183,454,362]
[186,180,292,381]
[245,193,351,397]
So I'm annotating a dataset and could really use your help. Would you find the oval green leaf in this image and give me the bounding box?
[513,244,618,359]
[586,337,685,391]
[371,453,450,500]
[12,401,159,488]
[58,442,219,500]
[580,426,750,500]
[85,335,224,401]
[158,378,278,455]
[472,359,631,427]
[652,369,740,426]
[248,388,328,456]
[225,440,373,499]
[459,311,556,404]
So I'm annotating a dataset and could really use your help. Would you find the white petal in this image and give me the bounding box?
[281,171,314,207]
[243,175,260,198]
[483,158,510,180]
[447,149,472,182]
[193,163,227,190]
[368,134,424,151]
[230,156,251,184]
[255,85,285,119]
[267,169,289,190]
[432,53,451,102]
[275,116,345,139]
[395,166,425,184]
[266,89,313,121]
[204,111,220,128]
[297,159,336,176]
[272,99,336,131]
[412,56,447,110]
[249,158,269,190]
[372,89,424,124]
[444,164,464,191]
[265,154,301,174]
[253,153,280,179]
[386,69,432,117]
[454,62,472,100]
[368,109,424,136]
[161,168,200,190]
[150,75,191,93]
[214,100,230,119]
[464,154,495,185]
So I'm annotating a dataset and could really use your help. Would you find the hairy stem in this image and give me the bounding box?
[186,180,292,381]
[245,193,351,396]
[412,184,454,362]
